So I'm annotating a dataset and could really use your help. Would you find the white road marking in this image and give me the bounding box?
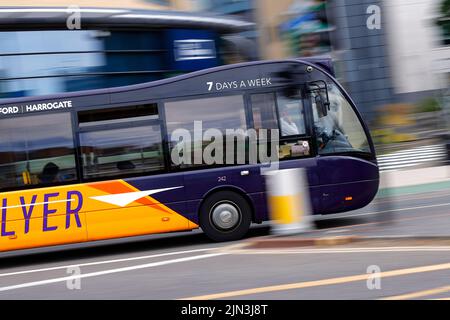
[0,252,227,292]
[0,247,220,278]
[324,229,351,234]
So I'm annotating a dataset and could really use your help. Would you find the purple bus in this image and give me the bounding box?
[0,59,378,251]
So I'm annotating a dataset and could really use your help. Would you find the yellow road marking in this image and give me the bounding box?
[382,285,450,300]
[180,262,450,300]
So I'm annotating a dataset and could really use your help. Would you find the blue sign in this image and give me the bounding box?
[165,29,219,71]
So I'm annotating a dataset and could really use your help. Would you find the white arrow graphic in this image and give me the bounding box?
[90,186,183,207]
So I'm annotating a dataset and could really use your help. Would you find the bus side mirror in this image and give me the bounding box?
[315,93,329,117]
[307,81,330,117]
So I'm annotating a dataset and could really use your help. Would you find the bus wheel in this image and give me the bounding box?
[200,191,252,242]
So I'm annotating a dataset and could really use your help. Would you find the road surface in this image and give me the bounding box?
[1,186,450,300]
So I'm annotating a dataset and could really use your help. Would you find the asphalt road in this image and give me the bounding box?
[1,187,450,300]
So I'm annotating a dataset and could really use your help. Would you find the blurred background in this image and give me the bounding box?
[1,2,450,301]
[0,0,449,166]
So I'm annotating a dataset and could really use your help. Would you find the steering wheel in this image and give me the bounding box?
[318,126,343,150]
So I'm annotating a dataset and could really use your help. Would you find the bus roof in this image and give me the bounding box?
[0,58,336,107]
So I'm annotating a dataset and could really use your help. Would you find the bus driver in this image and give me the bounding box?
[279,102,305,136]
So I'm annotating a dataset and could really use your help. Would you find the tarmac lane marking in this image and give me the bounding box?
[381,285,450,300]
[0,251,227,293]
[0,247,220,278]
[180,261,450,300]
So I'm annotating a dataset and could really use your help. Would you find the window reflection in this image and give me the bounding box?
[165,95,247,168]
[249,91,307,137]
[0,30,168,99]
[165,95,247,135]
[250,93,279,131]
[312,83,370,154]
[0,112,77,190]
[79,126,165,179]
[277,93,306,136]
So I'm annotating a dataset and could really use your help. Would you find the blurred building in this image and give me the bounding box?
[196,0,450,121]
[0,0,194,11]
[263,0,395,119]
[385,0,449,97]
[196,0,253,20]
[1,0,448,121]
[194,0,259,62]
[0,5,253,99]
[328,0,395,119]
[195,0,392,118]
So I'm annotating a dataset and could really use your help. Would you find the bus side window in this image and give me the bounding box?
[276,92,306,137]
[77,104,165,180]
[250,93,279,133]
[0,112,77,190]
[249,91,310,160]
[165,95,247,168]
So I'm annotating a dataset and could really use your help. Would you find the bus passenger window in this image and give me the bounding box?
[79,125,164,179]
[276,92,306,137]
[78,104,164,179]
[312,83,370,155]
[165,95,247,168]
[39,162,61,184]
[250,93,278,132]
[0,112,77,190]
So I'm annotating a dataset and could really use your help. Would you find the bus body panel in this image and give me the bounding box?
[108,64,266,104]
[317,156,379,214]
[0,179,194,251]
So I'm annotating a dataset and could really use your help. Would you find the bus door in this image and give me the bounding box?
[309,82,378,214]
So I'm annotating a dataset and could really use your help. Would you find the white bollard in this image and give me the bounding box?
[265,168,313,235]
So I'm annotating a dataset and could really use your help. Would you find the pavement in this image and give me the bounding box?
[380,164,449,188]
[0,165,449,300]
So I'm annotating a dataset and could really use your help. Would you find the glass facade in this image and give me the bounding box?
[0,28,220,99]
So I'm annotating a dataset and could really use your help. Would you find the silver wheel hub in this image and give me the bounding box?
[211,202,240,230]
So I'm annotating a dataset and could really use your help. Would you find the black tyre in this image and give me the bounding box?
[199,191,252,242]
